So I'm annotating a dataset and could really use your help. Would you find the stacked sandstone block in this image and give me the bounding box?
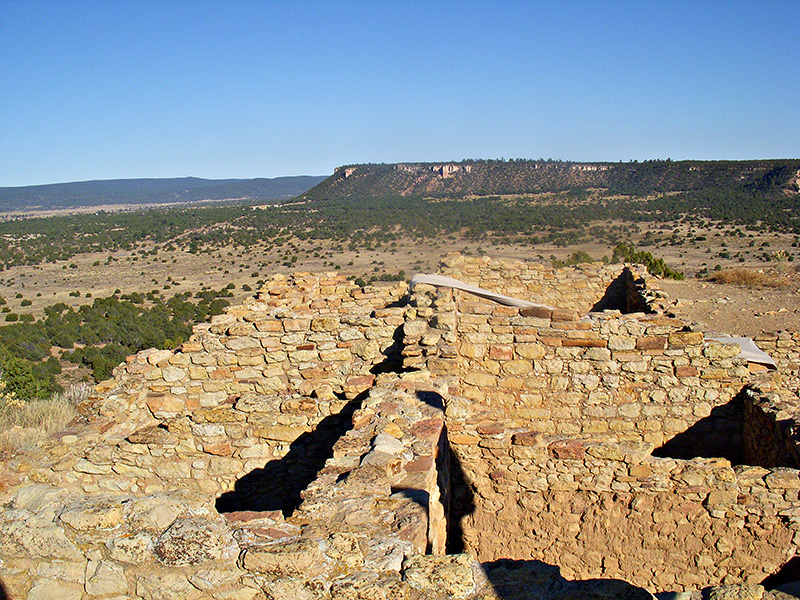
[452,425,800,590]
[405,279,757,449]
[0,273,407,500]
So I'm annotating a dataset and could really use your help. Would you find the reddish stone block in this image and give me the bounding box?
[410,418,444,441]
[551,309,579,322]
[405,455,434,472]
[204,442,233,456]
[675,365,698,377]
[223,510,284,523]
[636,336,667,350]
[512,431,542,446]
[548,439,586,460]
[345,374,375,389]
[489,469,507,481]
[476,422,505,435]
[489,345,514,360]
[520,306,552,319]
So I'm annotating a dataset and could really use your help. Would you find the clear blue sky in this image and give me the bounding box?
[1,1,798,187]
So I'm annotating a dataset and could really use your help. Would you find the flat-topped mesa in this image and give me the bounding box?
[0,255,799,599]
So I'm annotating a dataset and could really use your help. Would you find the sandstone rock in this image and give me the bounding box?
[27,578,84,600]
[106,532,153,563]
[153,517,238,566]
[135,571,195,600]
[127,495,184,531]
[60,495,126,530]
[85,560,128,596]
[33,560,86,586]
[707,584,764,600]
[189,567,244,590]
[20,525,84,559]
[330,571,406,600]
[548,439,586,460]
[13,484,68,511]
[260,577,326,600]
[403,554,486,598]
[242,537,323,576]
[364,537,413,572]
[214,587,263,600]
[146,393,185,418]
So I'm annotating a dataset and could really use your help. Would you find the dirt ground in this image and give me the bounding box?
[657,277,800,339]
[0,222,797,342]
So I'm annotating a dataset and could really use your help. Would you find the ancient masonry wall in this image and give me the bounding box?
[403,256,800,590]
[1,256,800,599]
[0,273,407,500]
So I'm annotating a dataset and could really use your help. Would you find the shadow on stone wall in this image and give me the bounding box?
[762,556,800,594]
[652,391,744,464]
[446,446,475,554]
[591,268,652,315]
[482,559,654,600]
[371,324,408,375]
[0,579,7,600]
[215,391,367,517]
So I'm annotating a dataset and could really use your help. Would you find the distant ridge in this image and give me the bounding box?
[299,159,800,201]
[0,175,327,212]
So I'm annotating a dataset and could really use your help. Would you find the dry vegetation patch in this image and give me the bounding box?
[0,381,90,455]
[708,267,795,288]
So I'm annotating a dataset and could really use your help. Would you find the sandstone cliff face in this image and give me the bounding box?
[0,256,799,599]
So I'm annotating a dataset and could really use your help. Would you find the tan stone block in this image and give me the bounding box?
[282,319,310,332]
[584,347,612,361]
[449,432,480,445]
[319,347,352,362]
[637,336,668,350]
[226,337,261,351]
[629,464,653,478]
[243,538,322,575]
[254,319,283,332]
[582,421,609,434]
[552,320,593,331]
[517,343,546,359]
[146,393,184,418]
[669,331,704,347]
[464,372,496,387]
[705,490,737,505]
[700,368,729,379]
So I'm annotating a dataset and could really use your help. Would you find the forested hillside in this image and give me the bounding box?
[0,175,326,212]
[300,159,800,200]
[0,159,798,269]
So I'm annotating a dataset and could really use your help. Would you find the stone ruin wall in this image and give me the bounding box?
[1,255,800,599]
[403,255,800,590]
[1,272,408,500]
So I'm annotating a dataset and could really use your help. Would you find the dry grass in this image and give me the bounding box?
[708,267,795,288]
[0,382,92,455]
